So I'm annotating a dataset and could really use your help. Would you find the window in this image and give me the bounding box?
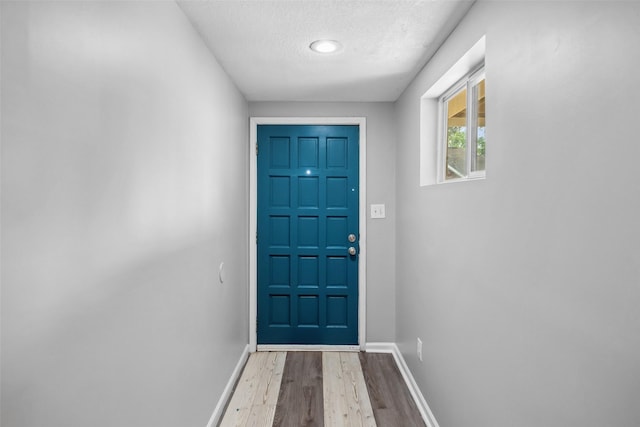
[420,36,485,187]
[439,67,485,182]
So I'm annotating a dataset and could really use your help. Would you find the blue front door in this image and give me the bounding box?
[257,125,359,345]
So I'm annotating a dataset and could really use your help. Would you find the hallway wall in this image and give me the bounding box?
[249,102,397,342]
[395,1,640,426]
[1,2,248,426]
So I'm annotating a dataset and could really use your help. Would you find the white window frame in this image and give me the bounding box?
[437,65,486,184]
[420,35,485,187]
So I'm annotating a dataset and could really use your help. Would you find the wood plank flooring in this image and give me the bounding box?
[273,352,323,426]
[220,352,426,427]
[358,352,426,427]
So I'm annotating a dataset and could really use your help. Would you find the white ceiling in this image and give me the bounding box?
[177,0,475,102]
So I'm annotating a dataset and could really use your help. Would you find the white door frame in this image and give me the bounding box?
[249,117,367,352]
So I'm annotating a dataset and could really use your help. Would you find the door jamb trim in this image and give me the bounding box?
[249,117,367,352]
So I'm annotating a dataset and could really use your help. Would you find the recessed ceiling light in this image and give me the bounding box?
[309,40,342,54]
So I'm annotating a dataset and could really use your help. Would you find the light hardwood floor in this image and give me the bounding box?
[219,351,425,427]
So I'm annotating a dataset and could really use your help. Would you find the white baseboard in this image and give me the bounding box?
[365,342,440,427]
[206,344,250,427]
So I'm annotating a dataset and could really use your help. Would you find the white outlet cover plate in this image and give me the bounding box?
[370,204,386,219]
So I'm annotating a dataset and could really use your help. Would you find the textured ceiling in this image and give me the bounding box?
[177,0,475,102]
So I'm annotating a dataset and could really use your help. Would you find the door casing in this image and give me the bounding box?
[249,117,367,352]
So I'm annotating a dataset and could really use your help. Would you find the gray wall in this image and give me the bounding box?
[395,1,640,426]
[1,2,248,426]
[249,102,397,342]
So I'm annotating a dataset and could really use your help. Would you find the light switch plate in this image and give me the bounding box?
[370,204,386,219]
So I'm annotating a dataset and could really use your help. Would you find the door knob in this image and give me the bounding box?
[348,233,357,243]
[348,247,357,256]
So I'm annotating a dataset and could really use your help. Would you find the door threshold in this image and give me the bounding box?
[257,344,361,352]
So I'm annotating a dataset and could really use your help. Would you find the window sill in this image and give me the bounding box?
[437,174,485,185]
